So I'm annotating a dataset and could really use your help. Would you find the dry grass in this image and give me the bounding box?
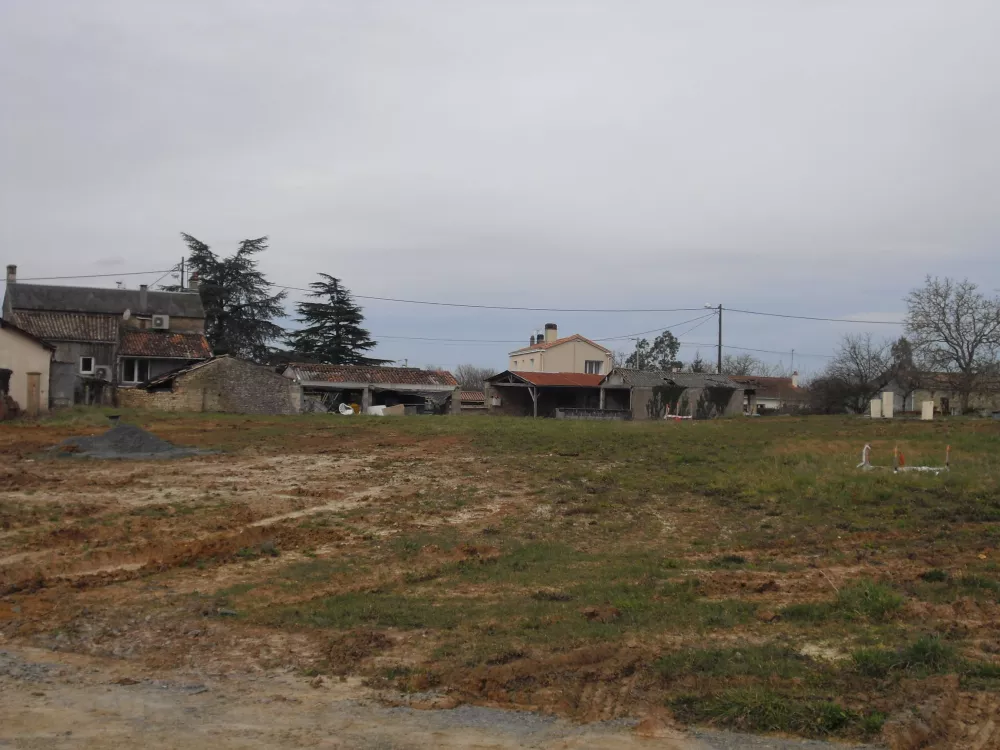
[2,409,1000,741]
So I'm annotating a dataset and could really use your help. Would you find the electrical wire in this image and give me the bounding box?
[18,269,177,282]
[14,270,902,323]
[724,307,901,325]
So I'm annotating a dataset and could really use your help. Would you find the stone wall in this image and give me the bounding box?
[119,357,302,414]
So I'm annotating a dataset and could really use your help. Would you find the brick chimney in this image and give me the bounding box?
[188,271,200,293]
[5,265,15,285]
[791,371,799,387]
[544,323,558,343]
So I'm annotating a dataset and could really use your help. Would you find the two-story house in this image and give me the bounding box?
[2,264,211,406]
[508,323,612,375]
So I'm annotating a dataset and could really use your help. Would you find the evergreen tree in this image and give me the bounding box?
[286,274,388,365]
[182,233,287,362]
[624,330,681,371]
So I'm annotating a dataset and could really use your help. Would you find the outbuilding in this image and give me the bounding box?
[119,356,302,414]
[282,364,461,415]
[0,318,54,417]
[601,368,748,419]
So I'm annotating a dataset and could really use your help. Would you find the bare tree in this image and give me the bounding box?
[721,353,777,377]
[905,276,1000,412]
[825,333,894,413]
[453,364,497,390]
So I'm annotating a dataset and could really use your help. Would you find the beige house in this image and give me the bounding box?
[0,318,54,416]
[508,324,612,375]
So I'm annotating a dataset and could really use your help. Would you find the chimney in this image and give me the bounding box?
[544,323,558,343]
[188,271,200,293]
[5,265,15,285]
[791,371,799,387]
[139,284,148,313]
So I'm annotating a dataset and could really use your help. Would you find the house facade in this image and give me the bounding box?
[730,373,805,413]
[3,264,210,406]
[0,318,55,416]
[507,324,612,375]
[885,374,1000,415]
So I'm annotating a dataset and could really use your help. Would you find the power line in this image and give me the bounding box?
[724,307,901,325]
[18,269,177,282]
[14,269,903,324]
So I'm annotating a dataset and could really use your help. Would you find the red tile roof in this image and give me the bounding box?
[120,330,212,359]
[507,371,605,387]
[12,311,118,342]
[509,334,611,355]
[460,390,485,403]
[287,363,458,387]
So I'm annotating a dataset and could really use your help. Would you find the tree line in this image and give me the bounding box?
[177,234,387,366]
[811,277,1000,414]
[176,236,1000,408]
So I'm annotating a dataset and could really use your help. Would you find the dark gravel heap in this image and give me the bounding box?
[53,423,206,460]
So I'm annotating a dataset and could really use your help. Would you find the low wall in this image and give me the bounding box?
[555,408,632,421]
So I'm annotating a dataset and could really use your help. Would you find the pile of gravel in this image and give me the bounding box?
[52,423,207,460]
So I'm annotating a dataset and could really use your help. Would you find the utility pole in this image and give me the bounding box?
[632,337,642,369]
[716,304,723,374]
[790,349,795,373]
[180,256,186,290]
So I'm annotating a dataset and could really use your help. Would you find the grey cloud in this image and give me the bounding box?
[2,0,999,370]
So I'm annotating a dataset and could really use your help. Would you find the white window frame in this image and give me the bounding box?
[120,358,151,384]
[79,356,95,375]
[585,360,603,375]
[530,358,535,370]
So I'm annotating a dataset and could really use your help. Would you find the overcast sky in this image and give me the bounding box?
[3,0,999,373]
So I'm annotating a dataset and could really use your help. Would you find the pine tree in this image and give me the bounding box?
[182,233,287,362]
[286,274,388,365]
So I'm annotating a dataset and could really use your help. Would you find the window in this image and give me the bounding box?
[79,357,95,375]
[121,358,150,384]
[585,360,603,375]
[137,317,151,330]
[530,358,535,370]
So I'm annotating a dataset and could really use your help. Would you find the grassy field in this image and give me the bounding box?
[3,411,1000,745]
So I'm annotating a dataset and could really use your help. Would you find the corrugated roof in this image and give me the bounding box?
[602,368,672,387]
[286,363,458,387]
[509,334,612,355]
[667,372,743,389]
[6,283,204,318]
[142,356,226,388]
[12,311,118,342]
[120,330,212,359]
[495,371,605,387]
[602,368,744,390]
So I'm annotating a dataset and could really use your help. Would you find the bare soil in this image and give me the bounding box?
[2,413,998,747]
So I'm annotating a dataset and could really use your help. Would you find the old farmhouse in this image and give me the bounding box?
[2,265,210,406]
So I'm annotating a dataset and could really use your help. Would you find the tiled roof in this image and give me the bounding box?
[12,311,118,342]
[0,318,55,350]
[286,363,458,387]
[730,375,806,401]
[509,334,611,355]
[460,390,485,403]
[499,371,605,387]
[6,283,204,318]
[120,330,212,359]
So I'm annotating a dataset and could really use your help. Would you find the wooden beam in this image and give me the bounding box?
[530,385,538,418]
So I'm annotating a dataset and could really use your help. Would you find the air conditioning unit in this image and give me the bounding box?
[152,314,170,330]
[94,366,111,381]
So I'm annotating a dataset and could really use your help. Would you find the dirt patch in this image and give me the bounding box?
[51,423,208,459]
